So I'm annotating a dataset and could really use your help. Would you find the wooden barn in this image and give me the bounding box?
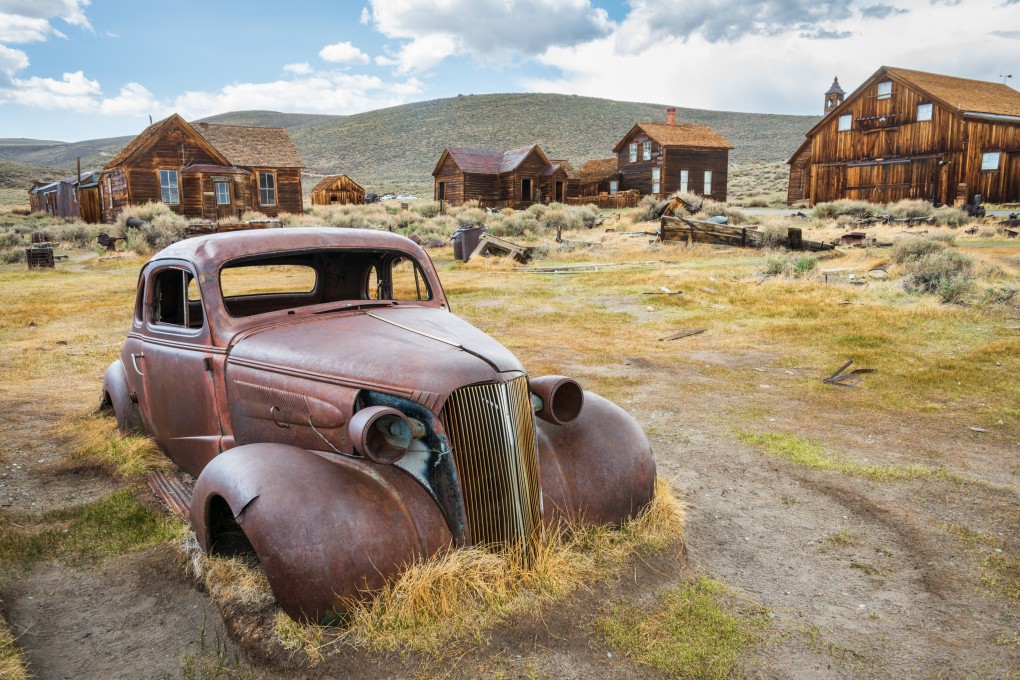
[576,158,622,196]
[310,174,365,206]
[29,171,102,223]
[99,114,304,222]
[432,144,569,209]
[612,108,733,200]
[787,67,1020,206]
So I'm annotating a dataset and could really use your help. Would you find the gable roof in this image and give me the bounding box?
[435,144,551,176]
[193,121,305,167]
[577,158,620,182]
[884,67,1020,118]
[613,123,733,152]
[103,113,229,170]
[310,174,364,193]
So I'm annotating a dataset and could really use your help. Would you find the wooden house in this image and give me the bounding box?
[310,174,365,206]
[29,170,102,223]
[612,108,733,200]
[99,114,304,222]
[576,158,622,197]
[432,144,568,209]
[787,67,1020,206]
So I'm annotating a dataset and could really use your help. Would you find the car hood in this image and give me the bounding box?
[226,306,525,409]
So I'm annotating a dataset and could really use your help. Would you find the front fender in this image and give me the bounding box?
[536,391,656,526]
[102,360,143,433]
[191,443,452,622]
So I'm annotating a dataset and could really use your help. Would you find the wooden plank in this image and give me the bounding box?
[659,327,706,341]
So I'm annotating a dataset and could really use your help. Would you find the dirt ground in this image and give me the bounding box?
[1,238,1018,679]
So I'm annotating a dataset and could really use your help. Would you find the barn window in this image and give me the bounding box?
[629,143,637,163]
[704,170,713,196]
[651,167,661,194]
[258,172,276,206]
[159,169,179,204]
[679,170,689,194]
[215,181,230,205]
[838,114,852,131]
[917,103,933,121]
[981,152,1001,171]
[877,81,892,99]
[643,141,652,161]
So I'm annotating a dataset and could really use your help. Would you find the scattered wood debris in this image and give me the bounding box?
[822,359,875,387]
[660,216,834,251]
[470,233,533,263]
[659,327,706,341]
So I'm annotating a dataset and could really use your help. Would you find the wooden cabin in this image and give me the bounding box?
[310,174,365,206]
[99,114,304,222]
[612,108,733,201]
[432,144,569,209]
[576,158,622,197]
[29,171,102,223]
[787,67,1020,206]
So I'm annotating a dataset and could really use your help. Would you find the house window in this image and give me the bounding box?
[159,169,179,205]
[704,170,713,196]
[215,181,230,205]
[258,171,276,206]
[651,167,661,194]
[679,170,689,194]
[629,143,637,163]
[917,103,933,122]
[838,114,853,132]
[981,151,1001,171]
[437,181,446,201]
[609,179,619,194]
[643,141,651,161]
[877,81,892,99]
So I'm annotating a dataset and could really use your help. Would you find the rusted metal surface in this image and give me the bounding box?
[103,227,656,622]
[147,470,192,518]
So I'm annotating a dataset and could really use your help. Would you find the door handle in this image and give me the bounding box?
[130,352,145,376]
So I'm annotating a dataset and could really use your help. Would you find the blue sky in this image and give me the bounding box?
[1,0,1017,142]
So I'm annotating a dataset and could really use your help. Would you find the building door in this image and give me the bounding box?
[437,181,446,201]
[214,178,233,221]
[521,178,532,204]
[555,181,564,202]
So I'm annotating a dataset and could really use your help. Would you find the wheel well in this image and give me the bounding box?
[206,495,258,559]
[99,390,113,411]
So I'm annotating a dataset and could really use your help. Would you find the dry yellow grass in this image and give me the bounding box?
[0,617,30,680]
[63,413,170,479]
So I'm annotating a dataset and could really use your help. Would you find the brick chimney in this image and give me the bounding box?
[666,107,677,126]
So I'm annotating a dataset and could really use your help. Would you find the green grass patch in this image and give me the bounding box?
[0,489,185,574]
[737,431,959,481]
[597,577,768,679]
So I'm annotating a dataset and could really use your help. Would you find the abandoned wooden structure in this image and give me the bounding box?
[660,215,834,251]
[576,158,622,197]
[787,67,1020,206]
[612,108,733,200]
[432,144,570,209]
[310,174,365,206]
[29,171,102,223]
[98,114,304,222]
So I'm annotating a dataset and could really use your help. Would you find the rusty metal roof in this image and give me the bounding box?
[441,144,549,175]
[825,77,845,96]
[193,121,305,168]
[885,66,1020,117]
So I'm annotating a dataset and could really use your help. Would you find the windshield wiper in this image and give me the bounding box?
[314,300,397,315]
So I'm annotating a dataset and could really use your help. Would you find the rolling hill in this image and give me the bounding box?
[0,93,819,196]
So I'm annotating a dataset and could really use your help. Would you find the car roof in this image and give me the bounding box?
[151,227,426,271]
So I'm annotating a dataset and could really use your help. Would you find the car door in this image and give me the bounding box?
[137,262,223,475]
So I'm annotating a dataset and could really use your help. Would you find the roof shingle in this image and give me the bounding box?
[886,67,1020,118]
[193,122,305,167]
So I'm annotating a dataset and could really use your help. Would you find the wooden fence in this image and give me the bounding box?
[564,191,640,209]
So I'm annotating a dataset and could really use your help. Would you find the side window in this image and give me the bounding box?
[629,143,637,163]
[704,170,713,196]
[679,169,689,194]
[643,141,651,161]
[877,80,892,100]
[151,268,202,328]
[368,258,432,301]
[159,169,179,204]
[838,114,853,132]
[258,171,276,206]
[981,151,1000,171]
[917,103,933,122]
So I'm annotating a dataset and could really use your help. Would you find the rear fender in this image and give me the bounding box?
[102,360,143,434]
[536,391,656,527]
[191,443,452,622]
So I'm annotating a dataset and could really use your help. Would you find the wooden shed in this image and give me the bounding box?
[99,114,304,223]
[612,108,733,201]
[29,170,102,223]
[310,175,365,205]
[787,67,1020,206]
[576,158,622,197]
[432,144,563,209]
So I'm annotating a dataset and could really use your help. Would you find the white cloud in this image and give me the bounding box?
[283,61,312,75]
[319,41,371,64]
[0,0,92,31]
[0,13,66,43]
[360,6,370,24]
[3,69,100,110]
[99,82,159,116]
[0,44,29,83]
[366,0,611,73]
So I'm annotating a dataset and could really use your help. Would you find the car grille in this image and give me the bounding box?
[442,376,542,551]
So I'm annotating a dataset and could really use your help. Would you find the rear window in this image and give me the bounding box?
[220,264,317,297]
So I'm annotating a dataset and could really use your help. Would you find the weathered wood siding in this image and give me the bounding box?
[244,168,302,216]
[617,132,663,195]
[100,170,128,223]
[663,147,729,201]
[501,150,549,207]
[787,145,812,204]
[434,155,466,205]
[311,175,365,206]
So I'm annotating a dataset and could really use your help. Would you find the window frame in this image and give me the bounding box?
[838,114,853,132]
[643,141,652,161]
[159,169,180,205]
[214,180,231,206]
[258,171,277,207]
[704,170,713,196]
[877,80,893,100]
[629,143,637,163]
[651,167,661,194]
[917,103,933,122]
[609,179,619,194]
[147,265,204,332]
[981,151,1001,171]
[679,169,689,194]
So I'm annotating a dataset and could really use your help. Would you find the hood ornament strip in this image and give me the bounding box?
[366,311,502,373]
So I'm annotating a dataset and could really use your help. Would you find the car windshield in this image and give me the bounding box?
[219,248,432,317]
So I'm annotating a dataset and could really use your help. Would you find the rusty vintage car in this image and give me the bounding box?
[102,227,655,622]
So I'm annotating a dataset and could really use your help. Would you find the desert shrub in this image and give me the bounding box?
[525,203,548,220]
[117,201,181,227]
[413,201,442,218]
[421,214,458,238]
[763,254,817,277]
[758,224,788,249]
[904,250,974,302]
[792,255,818,276]
[0,230,27,249]
[696,198,748,225]
[51,223,102,248]
[891,236,946,263]
[1,248,26,264]
[980,286,1018,307]
[488,211,539,238]
[886,199,934,219]
[454,207,486,226]
[574,204,601,229]
[636,195,666,222]
[128,213,187,254]
[239,210,271,222]
[813,199,879,219]
[764,255,789,276]
[933,207,974,228]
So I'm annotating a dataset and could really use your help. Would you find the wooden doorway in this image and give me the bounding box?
[521,178,532,204]
[555,181,564,202]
